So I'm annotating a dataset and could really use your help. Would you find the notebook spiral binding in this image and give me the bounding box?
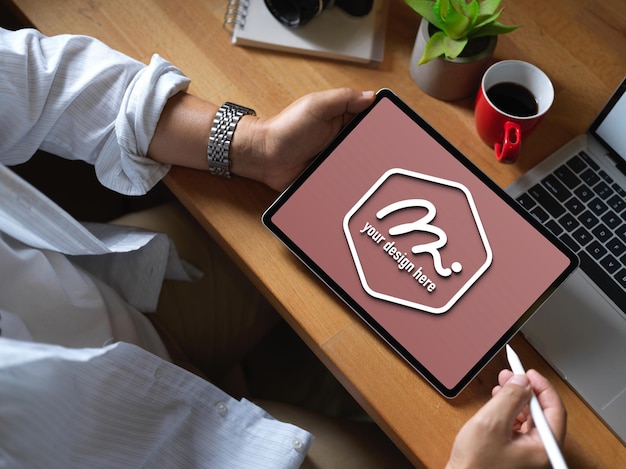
[223,0,250,34]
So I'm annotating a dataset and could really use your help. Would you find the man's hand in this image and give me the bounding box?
[446,369,567,469]
[232,88,376,191]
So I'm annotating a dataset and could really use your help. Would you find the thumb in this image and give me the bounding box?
[481,374,532,433]
[306,88,375,121]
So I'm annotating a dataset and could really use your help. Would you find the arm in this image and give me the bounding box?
[0,27,189,194]
[147,88,376,192]
[446,369,567,469]
[0,27,375,194]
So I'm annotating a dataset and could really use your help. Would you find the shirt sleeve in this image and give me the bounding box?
[0,27,191,195]
[0,338,313,468]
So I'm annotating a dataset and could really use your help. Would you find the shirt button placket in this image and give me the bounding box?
[291,438,305,453]
[215,400,228,417]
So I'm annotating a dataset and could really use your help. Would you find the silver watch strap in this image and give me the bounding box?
[207,102,256,178]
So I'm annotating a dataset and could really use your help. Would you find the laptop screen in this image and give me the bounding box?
[263,90,577,397]
[590,77,626,161]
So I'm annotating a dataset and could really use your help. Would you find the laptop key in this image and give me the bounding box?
[554,164,581,189]
[594,181,613,199]
[592,223,612,243]
[546,219,563,236]
[606,237,626,258]
[588,197,609,216]
[565,197,585,215]
[530,206,549,223]
[558,213,579,231]
[601,211,622,229]
[579,210,599,229]
[579,150,600,171]
[572,226,592,246]
[581,168,601,186]
[600,253,620,274]
[607,194,625,213]
[598,169,614,183]
[613,184,626,198]
[587,240,607,258]
[542,174,572,202]
[566,153,587,173]
[528,184,565,218]
[516,193,536,210]
[574,185,594,202]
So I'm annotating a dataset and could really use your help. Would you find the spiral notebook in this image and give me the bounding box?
[223,0,387,64]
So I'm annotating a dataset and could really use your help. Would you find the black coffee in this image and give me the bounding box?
[486,82,538,117]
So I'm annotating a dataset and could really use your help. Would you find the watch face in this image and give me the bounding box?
[224,102,257,116]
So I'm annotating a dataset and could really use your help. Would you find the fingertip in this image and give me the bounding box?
[498,368,514,386]
[361,90,375,99]
[526,368,543,380]
[508,373,530,388]
[497,370,531,395]
[525,369,552,392]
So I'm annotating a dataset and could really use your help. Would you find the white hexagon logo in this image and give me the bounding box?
[343,168,492,315]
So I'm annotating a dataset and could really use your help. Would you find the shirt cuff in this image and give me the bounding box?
[96,54,191,195]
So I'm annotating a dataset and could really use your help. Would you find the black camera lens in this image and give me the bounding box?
[264,0,328,28]
[336,0,374,17]
[264,0,374,28]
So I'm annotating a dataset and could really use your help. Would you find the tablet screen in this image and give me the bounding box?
[263,90,577,397]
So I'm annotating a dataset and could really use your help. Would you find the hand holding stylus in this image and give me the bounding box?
[446,347,567,469]
[506,344,568,469]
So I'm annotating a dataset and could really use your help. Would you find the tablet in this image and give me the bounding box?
[262,89,578,398]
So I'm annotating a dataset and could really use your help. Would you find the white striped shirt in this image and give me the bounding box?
[0,27,312,468]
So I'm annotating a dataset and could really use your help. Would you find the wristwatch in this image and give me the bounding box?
[207,102,256,178]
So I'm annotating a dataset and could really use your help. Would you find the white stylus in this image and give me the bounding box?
[505,344,568,469]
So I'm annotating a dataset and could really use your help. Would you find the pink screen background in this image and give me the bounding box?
[271,97,571,392]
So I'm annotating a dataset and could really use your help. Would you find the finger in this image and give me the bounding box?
[498,369,514,386]
[491,369,514,397]
[304,88,375,121]
[527,369,567,443]
[344,89,376,115]
[475,374,532,435]
[493,385,531,431]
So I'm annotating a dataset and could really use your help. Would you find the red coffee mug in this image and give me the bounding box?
[475,60,554,164]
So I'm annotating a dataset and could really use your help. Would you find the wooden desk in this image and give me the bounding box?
[9,0,625,466]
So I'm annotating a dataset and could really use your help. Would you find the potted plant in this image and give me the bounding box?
[405,0,518,101]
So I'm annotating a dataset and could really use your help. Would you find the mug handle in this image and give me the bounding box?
[494,122,522,164]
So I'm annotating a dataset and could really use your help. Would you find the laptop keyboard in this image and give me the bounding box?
[515,151,626,312]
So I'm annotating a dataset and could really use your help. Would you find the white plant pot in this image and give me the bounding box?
[409,18,497,101]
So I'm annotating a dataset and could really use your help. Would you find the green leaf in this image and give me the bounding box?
[436,0,450,19]
[433,0,447,32]
[473,11,502,30]
[449,0,465,15]
[471,21,519,38]
[437,0,470,39]
[443,35,468,60]
[460,0,480,30]
[478,0,503,16]
[406,0,518,47]
[419,30,447,64]
[405,0,440,27]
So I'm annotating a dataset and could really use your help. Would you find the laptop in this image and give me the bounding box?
[506,77,626,444]
[263,89,577,398]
